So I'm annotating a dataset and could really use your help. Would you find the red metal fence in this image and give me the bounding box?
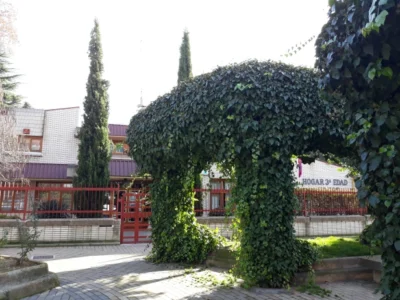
[193,187,365,216]
[0,185,365,220]
[0,185,120,220]
[294,188,366,216]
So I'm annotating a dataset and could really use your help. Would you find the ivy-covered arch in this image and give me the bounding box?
[127,60,344,287]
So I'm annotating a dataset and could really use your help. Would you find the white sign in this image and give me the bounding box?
[301,178,349,187]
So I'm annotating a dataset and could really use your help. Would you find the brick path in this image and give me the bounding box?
[1,245,381,300]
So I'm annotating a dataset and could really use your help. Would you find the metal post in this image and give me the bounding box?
[134,194,139,244]
[22,185,29,220]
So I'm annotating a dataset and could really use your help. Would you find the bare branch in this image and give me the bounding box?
[0,108,29,183]
[0,0,17,51]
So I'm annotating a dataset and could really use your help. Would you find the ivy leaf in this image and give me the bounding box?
[369,155,382,171]
[375,10,389,27]
[335,60,343,69]
[344,68,352,78]
[380,67,393,79]
[360,161,368,172]
[361,151,369,161]
[353,57,361,67]
[369,194,379,207]
[355,179,363,189]
[386,213,394,224]
[358,188,368,199]
[368,68,376,80]
[386,116,399,129]
[363,44,374,56]
[394,241,400,252]
[370,135,381,148]
[376,114,387,126]
[348,12,354,23]
[382,44,391,60]
[380,102,390,113]
[331,68,340,80]
[386,132,400,141]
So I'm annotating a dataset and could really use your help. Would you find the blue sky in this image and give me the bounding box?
[10,0,329,124]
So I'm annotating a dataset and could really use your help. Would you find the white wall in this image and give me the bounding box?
[14,108,45,136]
[197,216,372,239]
[200,165,229,214]
[199,161,355,214]
[29,108,80,165]
[294,160,354,189]
[111,154,131,160]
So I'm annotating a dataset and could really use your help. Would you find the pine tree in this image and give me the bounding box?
[22,102,31,108]
[177,30,193,84]
[74,19,110,191]
[0,53,21,107]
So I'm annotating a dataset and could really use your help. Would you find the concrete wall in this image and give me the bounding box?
[0,216,373,244]
[197,215,373,239]
[0,219,120,243]
[293,215,371,237]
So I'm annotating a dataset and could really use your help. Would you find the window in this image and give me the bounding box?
[110,139,129,155]
[36,183,73,209]
[21,136,43,152]
[210,179,232,210]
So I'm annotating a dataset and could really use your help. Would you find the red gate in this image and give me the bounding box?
[119,190,151,244]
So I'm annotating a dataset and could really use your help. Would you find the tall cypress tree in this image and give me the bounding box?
[74,19,110,190]
[177,30,193,84]
[177,30,202,213]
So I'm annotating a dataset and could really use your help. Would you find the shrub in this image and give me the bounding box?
[0,215,20,219]
[37,200,71,219]
[17,207,40,265]
[293,239,319,272]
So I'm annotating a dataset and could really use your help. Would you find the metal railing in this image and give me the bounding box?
[0,185,120,220]
[193,187,365,217]
[0,185,364,220]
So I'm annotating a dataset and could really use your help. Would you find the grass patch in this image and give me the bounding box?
[193,271,236,288]
[305,236,381,259]
[0,215,20,219]
[296,271,331,297]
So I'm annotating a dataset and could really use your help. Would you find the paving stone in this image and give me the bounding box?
[0,245,381,300]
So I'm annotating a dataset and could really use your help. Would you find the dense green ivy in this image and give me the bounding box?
[315,1,400,298]
[127,60,343,286]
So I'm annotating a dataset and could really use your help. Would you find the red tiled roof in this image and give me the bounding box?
[23,163,68,179]
[108,124,128,137]
[109,160,138,177]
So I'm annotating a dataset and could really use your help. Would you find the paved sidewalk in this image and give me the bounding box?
[1,245,381,300]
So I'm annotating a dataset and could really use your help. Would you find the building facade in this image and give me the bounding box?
[7,107,355,214]
[11,107,137,188]
[200,160,355,215]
